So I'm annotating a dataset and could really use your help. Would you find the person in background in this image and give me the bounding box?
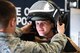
[0,0,67,53]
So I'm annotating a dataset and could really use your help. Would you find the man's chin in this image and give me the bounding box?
[39,34,45,36]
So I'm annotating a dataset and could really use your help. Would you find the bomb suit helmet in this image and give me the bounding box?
[28,0,61,23]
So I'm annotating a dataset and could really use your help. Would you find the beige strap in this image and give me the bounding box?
[67,37,80,52]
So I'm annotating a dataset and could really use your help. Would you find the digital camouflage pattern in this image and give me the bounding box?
[0,28,67,53]
[4,28,67,53]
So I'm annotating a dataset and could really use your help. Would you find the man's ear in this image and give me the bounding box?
[9,18,16,27]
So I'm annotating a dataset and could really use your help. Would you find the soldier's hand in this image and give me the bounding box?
[57,22,65,34]
[20,22,32,33]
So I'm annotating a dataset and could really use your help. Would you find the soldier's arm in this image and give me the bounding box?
[20,33,67,53]
[9,33,67,53]
[14,27,23,37]
[14,22,32,37]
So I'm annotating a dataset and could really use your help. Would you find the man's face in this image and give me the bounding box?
[35,20,53,36]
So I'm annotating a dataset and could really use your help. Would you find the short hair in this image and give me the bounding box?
[0,0,16,28]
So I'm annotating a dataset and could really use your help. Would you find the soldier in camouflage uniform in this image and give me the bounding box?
[0,0,67,53]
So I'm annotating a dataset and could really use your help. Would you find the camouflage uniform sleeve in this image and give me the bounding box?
[14,27,23,37]
[9,33,67,53]
[17,33,67,53]
[50,33,67,53]
[29,33,67,53]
